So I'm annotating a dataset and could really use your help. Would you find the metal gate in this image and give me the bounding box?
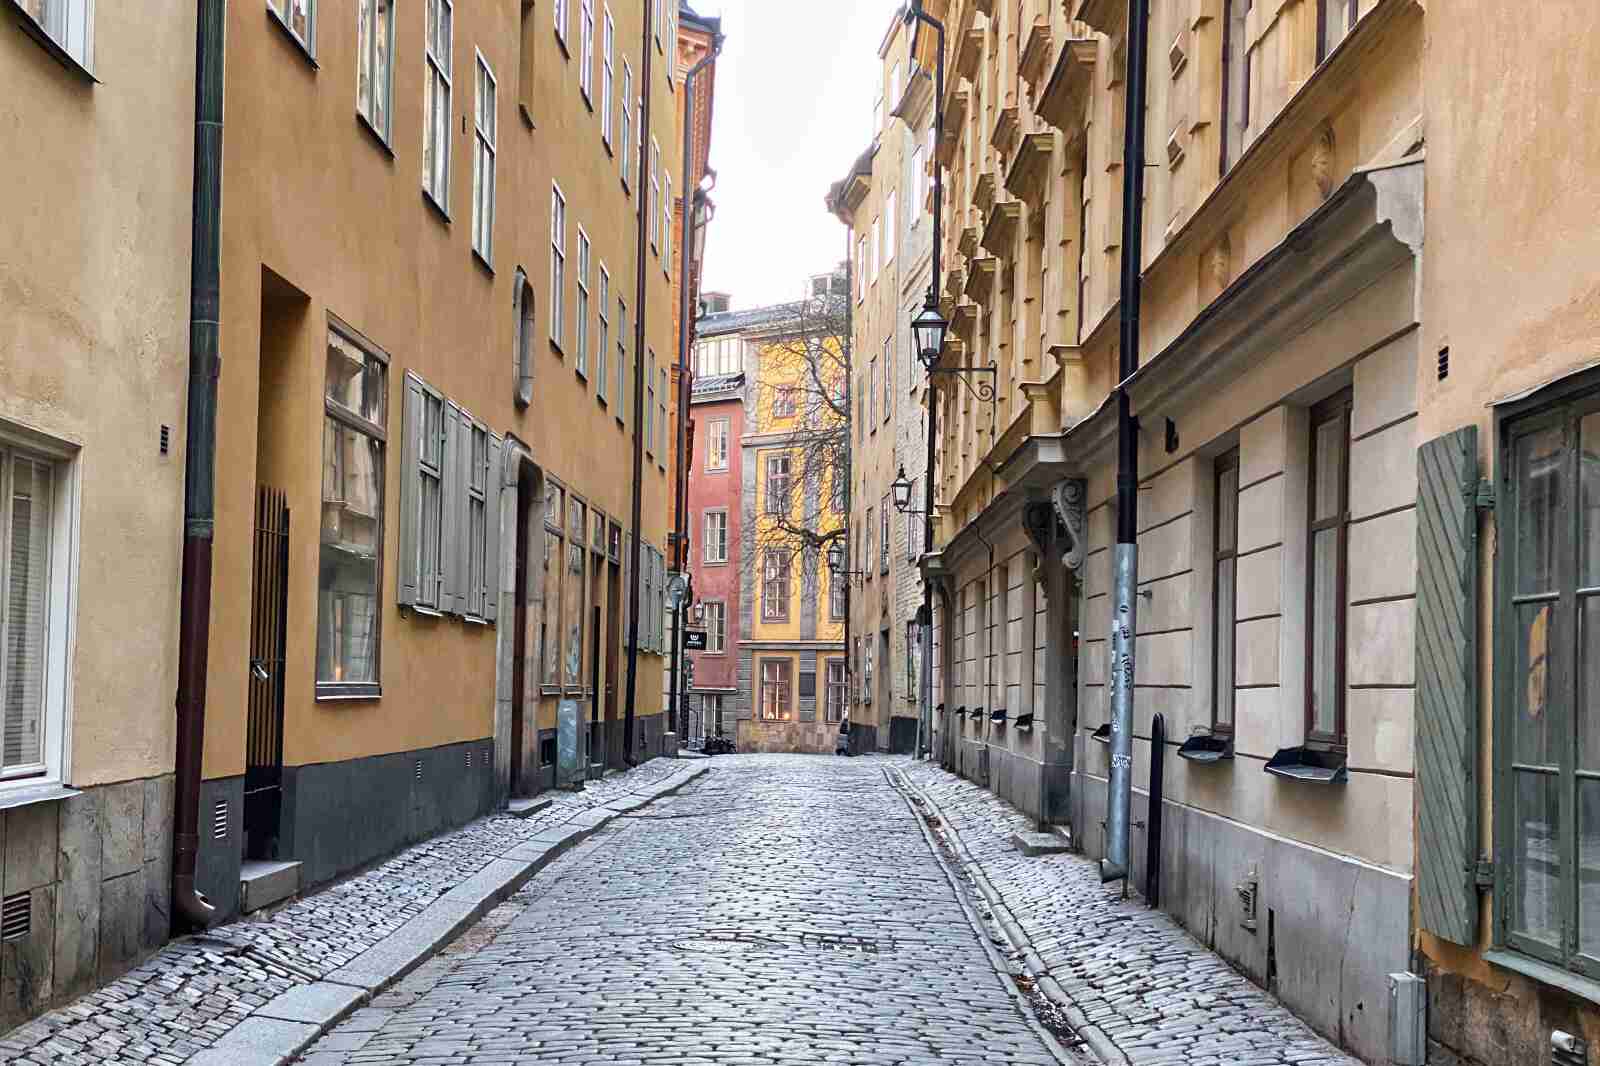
[245,485,289,861]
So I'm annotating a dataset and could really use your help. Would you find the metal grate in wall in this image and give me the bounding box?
[465,749,473,768]
[1,892,30,942]
[415,759,423,781]
[213,798,229,840]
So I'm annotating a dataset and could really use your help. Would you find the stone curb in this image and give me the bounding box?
[890,766,1134,1066]
[188,763,710,1066]
[883,768,1083,1066]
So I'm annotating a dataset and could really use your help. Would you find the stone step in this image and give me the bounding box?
[507,797,554,819]
[240,860,302,913]
[1011,831,1073,857]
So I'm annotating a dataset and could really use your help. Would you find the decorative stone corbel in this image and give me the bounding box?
[1052,478,1088,571]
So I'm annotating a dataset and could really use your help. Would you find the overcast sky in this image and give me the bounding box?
[695,0,903,311]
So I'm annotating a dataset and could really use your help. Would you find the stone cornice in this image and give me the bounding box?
[1004,132,1057,207]
[938,87,970,166]
[1073,0,1124,38]
[973,171,998,215]
[954,25,985,84]
[981,201,1024,260]
[964,257,999,305]
[1019,16,1054,95]
[990,105,1020,161]
[1036,37,1097,136]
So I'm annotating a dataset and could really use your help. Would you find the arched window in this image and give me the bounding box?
[514,268,535,408]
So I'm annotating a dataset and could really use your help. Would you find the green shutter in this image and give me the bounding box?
[484,434,503,623]
[397,376,424,608]
[1416,425,1480,947]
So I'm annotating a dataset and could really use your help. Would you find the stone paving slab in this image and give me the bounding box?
[894,760,1362,1066]
[0,758,700,1066]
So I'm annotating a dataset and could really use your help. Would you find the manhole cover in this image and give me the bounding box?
[672,929,892,956]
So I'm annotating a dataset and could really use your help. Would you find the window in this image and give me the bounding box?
[911,143,927,227]
[1213,449,1239,732]
[472,54,497,264]
[268,0,314,56]
[870,218,880,282]
[575,228,591,376]
[601,8,615,146]
[704,600,726,654]
[319,327,388,695]
[553,0,567,49]
[707,419,730,471]
[0,439,65,782]
[646,352,656,456]
[1317,0,1357,61]
[620,62,634,188]
[905,481,919,561]
[649,139,661,251]
[596,266,610,401]
[465,422,490,619]
[762,551,791,623]
[514,269,535,408]
[703,510,728,564]
[832,470,847,516]
[405,380,447,611]
[1221,0,1251,173]
[20,0,94,69]
[826,660,847,723]
[765,453,791,515]
[884,192,897,265]
[863,639,874,702]
[356,0,394,143]
[889,63,901,111]
[663,174,674,275]
[1306,390,1351,746]
[873,91,883,133]
[772,386,796,419]
[550,184,566,348]
[830,569,846,621]
[616,298,628,422]
[542,481,563,687]
[422,0,452,212]
[880,495,890,574]
[579,0,594,101]
[658,366,668,464]
[865,507,874,580]
[882,336,892,420]
[759,659,792,721]
[705,693,726,736]
[868,359,878,428]
[1496,389,1600,973]
[565,498,586,685]
[856,235,867,302]
[518,0,536,121]
[1077,163,1091,343]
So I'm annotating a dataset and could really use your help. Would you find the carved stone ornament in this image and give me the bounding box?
[1208,236,1231,291]
[1311,124,1336,201]
[1052,478,1088,571]
[1022,501,1055,558]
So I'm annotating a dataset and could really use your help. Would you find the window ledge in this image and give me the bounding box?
[1178,731,1235,764]
[316,684,382,702]
[406,604,445,619]
[603,138,614,157]
[1264,745,1347,784]
[549,337,565,357]
[575,366,588,382]
[473,249,495,277]
[0,782,79,811]
[1486,950,1600,1007]
[7,2,97,82]
[266,7,319,68]
[519,102,536,130]
[422,188,451,225]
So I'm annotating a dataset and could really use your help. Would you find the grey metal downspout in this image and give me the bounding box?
[669,32,723,748]
[1103,0,1150,887]
[623,0,657,765]
[173,0,226,932]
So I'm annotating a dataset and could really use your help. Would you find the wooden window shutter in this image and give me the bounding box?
[484,434,503,622]
[397,375,425,607]
[1415,425,1480,947]
[441,403,465,615]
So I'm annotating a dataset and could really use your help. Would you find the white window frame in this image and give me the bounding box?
[422,0,453,214]
[464,420,491,621]
[663,173,674,278]
[658,366,667,466]
[601,8,615,148]
[21,0,95,71]
[870,218,879,282]
[620,61,634,189]
[884,191,897,265]
[356,0,394,143]
[704,600,726,655]
[579,0,594,103]
[616,298,628,424]
[646,351,656,457]
[554,0,568,50]
[707,418,729,471]
[0,428,77,791]
[649,139,661,252]
[911,143,926,227]
[472,51,497,264]
[268,0,315,58]
[597,265,611,402]
[412,380,448,612]
[575,226,592,377]
[550,183,567,349]
[826,659,847,723]
[703,509,728,564]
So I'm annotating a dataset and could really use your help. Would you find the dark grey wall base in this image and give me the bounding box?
[848,723,878,755]
[947,739,1071,826]
[196,776,245,923]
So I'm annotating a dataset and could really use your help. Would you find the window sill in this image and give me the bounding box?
[603,138,613,157]
[519,102,537,130]
[406,604,445,619]
[357,112,395,158]
[316,684,382,702]
[703,560,729,567]
[266,7,319,68]
[575,366,588,382]
[1486,950,1600,1007]
[1177,731,1234,764]
[1264,745,1347,784]
[550,337,565,358]
[554,29,569,58]
[580,89,593,113]
[472,249,495,277]
[0,781,80,811]
[7,3,98,82]
[422,188,451,225]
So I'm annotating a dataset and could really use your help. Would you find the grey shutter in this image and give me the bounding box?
[1416,425,1480,947]
[484,433,504,623]
[440,403,464,615]
[622,533,633,649]
[397,376,424,607]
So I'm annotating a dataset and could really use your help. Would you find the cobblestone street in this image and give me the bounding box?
[296,755,1074,1066]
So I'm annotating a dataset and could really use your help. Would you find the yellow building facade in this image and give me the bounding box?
[197,0,685,918]
[737,314,849,754]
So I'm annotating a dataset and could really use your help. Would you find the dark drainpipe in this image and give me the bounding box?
[173,0,226,932]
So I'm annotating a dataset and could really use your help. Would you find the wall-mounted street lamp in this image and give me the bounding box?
[826,539,868,584]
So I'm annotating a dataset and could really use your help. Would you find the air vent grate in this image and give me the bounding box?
[1437,346,1450,381]
[465,749,473,768]
[159,425,171,455]
[1,892,30,942]
[212,799,229,840]
[415,758,423,781]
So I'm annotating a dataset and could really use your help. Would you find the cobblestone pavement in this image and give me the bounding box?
[296,754,1075,1066]
[897,760,1361,1066]
[0,759,682,1066]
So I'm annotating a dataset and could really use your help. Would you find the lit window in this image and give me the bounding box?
[760,659,792,720]
[422,0,453,212]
